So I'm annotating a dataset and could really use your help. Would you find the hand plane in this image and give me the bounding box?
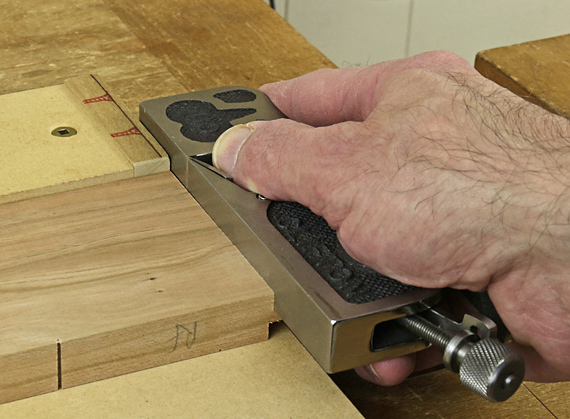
[139,86,524,402]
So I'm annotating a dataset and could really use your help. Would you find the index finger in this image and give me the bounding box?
[259,65,380,126]
[260,51,475,127]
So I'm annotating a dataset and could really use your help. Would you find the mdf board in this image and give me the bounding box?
[0,172,276,404]
[0,75,168,204]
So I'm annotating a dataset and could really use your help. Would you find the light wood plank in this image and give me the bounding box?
[0,172,275,403]
[0,346,58,405]
[64,75,169,176]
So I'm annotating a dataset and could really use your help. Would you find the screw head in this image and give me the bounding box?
[51,127,77,137]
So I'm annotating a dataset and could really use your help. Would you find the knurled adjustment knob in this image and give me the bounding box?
[459,338,525,402]
[397,314,526,402]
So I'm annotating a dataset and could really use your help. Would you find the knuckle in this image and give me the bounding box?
[412,50,472,71]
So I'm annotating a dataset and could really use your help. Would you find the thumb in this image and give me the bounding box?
[212,118,368,223]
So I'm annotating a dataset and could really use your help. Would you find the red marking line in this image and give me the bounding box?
[111,127,142,137]
[83,93,113,104]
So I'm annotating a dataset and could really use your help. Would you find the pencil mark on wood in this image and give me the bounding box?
[169,322,197,352]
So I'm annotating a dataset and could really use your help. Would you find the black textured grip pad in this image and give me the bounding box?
[267,201,416,304]
[166,100,256,142]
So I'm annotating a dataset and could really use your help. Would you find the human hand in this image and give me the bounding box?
[212,51,570,384]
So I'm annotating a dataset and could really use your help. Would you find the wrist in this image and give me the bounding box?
[499,105,570,262]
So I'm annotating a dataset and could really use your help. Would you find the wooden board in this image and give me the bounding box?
[525,382,570,418]
[332,370,559,419]
[0,0,186,121]
[102,0,335,92]
[0,75,168,204]
[0,0,335,119]
[475,34,570,119]
[64,75,168,176]
[0,323,363,418]
[0,172,276,404]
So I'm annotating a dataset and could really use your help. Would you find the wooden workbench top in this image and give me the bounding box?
[0,0,334,117]
[1,0,569,417]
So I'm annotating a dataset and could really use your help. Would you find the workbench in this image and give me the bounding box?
[0,1,569,417]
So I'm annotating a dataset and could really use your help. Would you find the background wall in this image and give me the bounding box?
[264,0,570,66]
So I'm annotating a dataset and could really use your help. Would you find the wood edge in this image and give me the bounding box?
[268,311,282,323]
[0,169,133,205]
[475,52,535,99]
[475,51,566,117]
[64,75,168,170]
[132,156,171,177]
[60,295,275,389]
[92,75,169,161]
[0,344,58,405]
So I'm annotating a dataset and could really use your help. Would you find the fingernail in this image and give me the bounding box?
[367,364,383,382]
[212,124,254,176]
[355,364,385,386]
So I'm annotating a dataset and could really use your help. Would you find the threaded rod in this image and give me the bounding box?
[396,314,452,349]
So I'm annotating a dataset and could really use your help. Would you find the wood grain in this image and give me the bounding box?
[0,346,57,406]
[475,34,570,119]
[0,172,275,403]
[64,75,169,176]
[525,382,570,418]
[0,0,335,120]
[0,0,185,117]
[102,0,336,92]
[332,370,556,419]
